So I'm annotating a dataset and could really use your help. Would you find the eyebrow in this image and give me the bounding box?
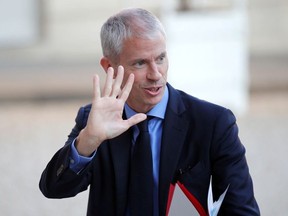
[129,51,167,65]
[157,52,167,58]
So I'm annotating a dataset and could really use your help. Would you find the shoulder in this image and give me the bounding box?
[74,103,92,128]
[167,83,234,122]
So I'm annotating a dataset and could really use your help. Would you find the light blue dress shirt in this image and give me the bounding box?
[70,87,169,215]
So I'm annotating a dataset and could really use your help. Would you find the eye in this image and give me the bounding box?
[133,60,146,68]
[156,54,166,64]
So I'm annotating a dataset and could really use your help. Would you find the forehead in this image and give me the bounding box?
[120,33,166,60]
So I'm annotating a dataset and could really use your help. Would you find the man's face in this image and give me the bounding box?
[117,32,168,113]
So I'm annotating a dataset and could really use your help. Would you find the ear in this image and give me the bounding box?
[100,57,119,78]
[100,57,112,73]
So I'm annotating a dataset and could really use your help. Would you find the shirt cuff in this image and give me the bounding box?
[69,138,96,174]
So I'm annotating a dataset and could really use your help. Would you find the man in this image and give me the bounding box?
[39,8,260,216]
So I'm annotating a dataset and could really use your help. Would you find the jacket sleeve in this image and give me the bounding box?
[39,105,92,198]
[211,109,260,215]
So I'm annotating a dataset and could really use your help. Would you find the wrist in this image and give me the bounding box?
[75,129,102,157]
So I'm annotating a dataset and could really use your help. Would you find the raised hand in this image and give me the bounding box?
[75,66,147,156]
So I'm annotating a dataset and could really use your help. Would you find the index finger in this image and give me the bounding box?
[118,73,134,101]
[93,74,101,100]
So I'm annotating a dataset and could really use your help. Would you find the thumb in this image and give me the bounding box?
[126,113,147,128]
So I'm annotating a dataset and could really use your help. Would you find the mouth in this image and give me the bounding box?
[144,86,162,95]
[147,87,160,92]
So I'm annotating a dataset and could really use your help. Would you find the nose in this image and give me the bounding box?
[147,62,162,81]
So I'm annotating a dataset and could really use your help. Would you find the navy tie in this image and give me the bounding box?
[129,118,154,216]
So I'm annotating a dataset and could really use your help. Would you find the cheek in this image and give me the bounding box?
[130,80,141,96]
[160,65,168,79]
[132,72,146,84]
[121,71,133,88]
[126,85,141,105]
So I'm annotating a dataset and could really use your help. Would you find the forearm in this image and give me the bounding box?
[39,144,91,198]
[211,109,260,215]
[70,138,96,173]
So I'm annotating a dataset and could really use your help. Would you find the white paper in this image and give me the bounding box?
[168,177,229,216]
[207,176,229,216]
[169,183,200,215]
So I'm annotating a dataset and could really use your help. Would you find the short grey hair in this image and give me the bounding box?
[100,8,166,63]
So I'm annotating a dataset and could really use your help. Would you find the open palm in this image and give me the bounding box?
[76,66,146,156]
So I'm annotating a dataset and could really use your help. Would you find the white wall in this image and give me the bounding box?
[0,0,39,47]
[163,8,249,115]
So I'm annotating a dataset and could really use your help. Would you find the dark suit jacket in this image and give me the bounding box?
[39,83,260,215]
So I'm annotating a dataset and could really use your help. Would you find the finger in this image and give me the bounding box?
[111,65,124,97]
[102,67,114,97]
[118,73,134,101]
[126,113,147,127]
[93,74,101,100]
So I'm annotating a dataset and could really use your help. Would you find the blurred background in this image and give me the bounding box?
[0,0,287,215]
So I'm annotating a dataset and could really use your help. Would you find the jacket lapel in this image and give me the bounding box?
[109,128,132,216]
[159,84,190,216]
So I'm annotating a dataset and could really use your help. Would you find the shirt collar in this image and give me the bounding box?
[125,86,169,120]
